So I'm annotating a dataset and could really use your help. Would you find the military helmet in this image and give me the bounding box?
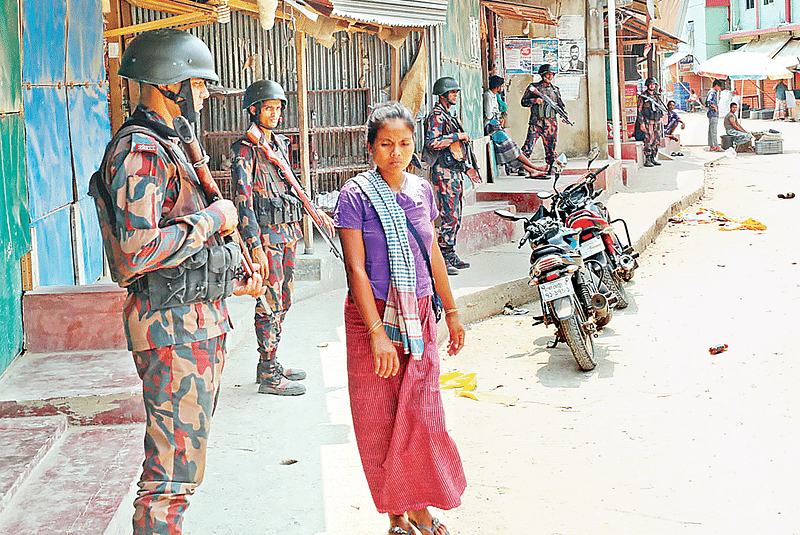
[118,28,218,86]
[645,77,659,87]
[433,76,461,96]
[242,80,287,110]
[538,63,556,76]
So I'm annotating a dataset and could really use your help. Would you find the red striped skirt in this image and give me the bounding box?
[345,294,466,514]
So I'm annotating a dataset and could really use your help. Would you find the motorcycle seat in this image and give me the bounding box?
[531,244,572,257]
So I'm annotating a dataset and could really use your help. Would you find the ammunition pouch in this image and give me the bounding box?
[437,149,467,172]
[129,242,241,310]
[254,192,304,226]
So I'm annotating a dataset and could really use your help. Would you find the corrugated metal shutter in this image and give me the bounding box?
[330,0,448,26]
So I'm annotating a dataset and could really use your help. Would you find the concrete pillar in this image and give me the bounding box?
[586,0,609,158]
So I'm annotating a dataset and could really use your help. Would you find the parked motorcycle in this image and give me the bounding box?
[539,152,639,309]
[494,207,610,371]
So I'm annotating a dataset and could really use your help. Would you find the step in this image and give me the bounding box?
[608,140,644,168]
[455,200,517,257]
[0,416,67,513]
[0,350,144,425]
[0,423,144,535]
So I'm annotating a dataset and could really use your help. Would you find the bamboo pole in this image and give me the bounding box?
[295,29,314,254]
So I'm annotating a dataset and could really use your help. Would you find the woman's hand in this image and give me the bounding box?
[371,329,400,378]
[444,312,465,356]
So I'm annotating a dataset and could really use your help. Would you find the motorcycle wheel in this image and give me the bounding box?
[601,253,629,309]
[555,300,597,371]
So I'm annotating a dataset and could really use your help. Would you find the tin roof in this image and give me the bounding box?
[311,0,448,27]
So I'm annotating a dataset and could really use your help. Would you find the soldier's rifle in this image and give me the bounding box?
[172,115,271,313]
[244,128,343,261]
[639,92,669,115]
[528,85,574,126]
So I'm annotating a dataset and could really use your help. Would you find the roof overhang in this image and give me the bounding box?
[324,0,447,27]
[609,7,682,51]
[720,24,800,42]
[482,0,558,27]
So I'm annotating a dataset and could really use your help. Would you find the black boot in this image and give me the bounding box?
[444,250,470,269]
[257,359,306,396]
[440,248,460,275]
[643,155,654,167]
[652,153,662,166]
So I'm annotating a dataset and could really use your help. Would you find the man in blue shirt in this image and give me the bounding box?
[707,80,724,152]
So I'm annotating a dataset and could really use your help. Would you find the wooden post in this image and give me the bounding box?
[107,0,125,132]
[295,29,314,253]
[390,45,400,101]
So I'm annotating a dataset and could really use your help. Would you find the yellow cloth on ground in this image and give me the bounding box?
[440,371,519,406]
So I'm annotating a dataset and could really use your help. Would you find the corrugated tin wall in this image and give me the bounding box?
[0,0,30,372]
[130,8,422,192]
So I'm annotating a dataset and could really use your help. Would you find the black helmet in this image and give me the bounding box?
[538,63,556,76]
[242,80,287,110]
[433,76,461,96]
[645,77,658,87]
[118,29,218,86]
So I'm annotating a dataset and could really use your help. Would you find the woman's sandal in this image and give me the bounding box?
[410,517,450,535]
[389,526,413,534]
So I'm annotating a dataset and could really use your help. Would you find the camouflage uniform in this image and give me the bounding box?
[636,90,664,160]
[230,134,303,368]
[521,80,564,168]
[423,102,467,259]
[93,105,233,535]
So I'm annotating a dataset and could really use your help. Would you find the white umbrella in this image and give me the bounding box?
[695,50,792,80]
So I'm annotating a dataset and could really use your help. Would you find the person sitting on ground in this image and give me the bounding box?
[724,102,754,152]
[483,75,545,177]
[688,90,702,112]
[664,100,685,142]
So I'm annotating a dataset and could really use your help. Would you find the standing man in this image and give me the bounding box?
[707,79,724,152]
[88,29,264,534]
[521,64,568,177]
[230,80,335,396]
[635,77,666,167]
[774,79,788,120]
[423,76,473,274]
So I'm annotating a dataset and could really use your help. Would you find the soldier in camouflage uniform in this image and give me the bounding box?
[423,76,473,274]
[88,29,264,535]
[231,80,335,396]
[521,64,567,177]
[636,77,665,167]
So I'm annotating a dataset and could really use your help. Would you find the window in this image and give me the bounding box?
[764,0,774,5]
[746,0,755,9]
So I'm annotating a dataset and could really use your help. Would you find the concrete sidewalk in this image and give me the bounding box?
[169,151,710,535]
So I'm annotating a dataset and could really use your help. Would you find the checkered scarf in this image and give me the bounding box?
[353,171,424,359]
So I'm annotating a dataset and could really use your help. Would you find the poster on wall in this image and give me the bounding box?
[503,38,558,75]
[556,75,581,101]
[558,39,586,75]
[556,14,584,40]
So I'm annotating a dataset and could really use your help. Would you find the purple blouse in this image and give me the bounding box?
[334,172,439,300]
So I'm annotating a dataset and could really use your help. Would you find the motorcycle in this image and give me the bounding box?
[494,207,610,371]
[539,151,639,309]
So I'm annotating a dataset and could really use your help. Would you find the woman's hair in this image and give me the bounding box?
[366,101,415,145]
[489,75,504,90]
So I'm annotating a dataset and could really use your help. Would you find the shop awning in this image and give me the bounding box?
[773,38,800,70]
[739,35,791,57]
[482,0,557,26]
[304,0,447,27]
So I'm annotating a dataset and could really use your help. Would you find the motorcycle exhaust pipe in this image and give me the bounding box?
[591,293,611,324]
[617,253,637,276]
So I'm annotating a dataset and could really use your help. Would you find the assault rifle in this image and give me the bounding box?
[440,110,482,184]
[526,85,574,126]
[639,91,669,115]
[173,115,271,314]
[245,128,343,261]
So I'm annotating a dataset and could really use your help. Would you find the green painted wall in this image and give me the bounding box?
[705,7,730,60]
[0,0,30,374]
[440,0,482,139]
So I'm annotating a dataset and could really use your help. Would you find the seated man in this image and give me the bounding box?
[664,100,685,141]
[687,90,702,112]
[724,102,754,152]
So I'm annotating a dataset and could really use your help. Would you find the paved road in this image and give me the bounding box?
[437,151,799,534]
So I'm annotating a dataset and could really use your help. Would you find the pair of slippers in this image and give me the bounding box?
[389,517,450,535]
[670,151,685,157]
[777,192,795,199]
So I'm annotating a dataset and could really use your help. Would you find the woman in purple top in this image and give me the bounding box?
[334,102,466,535]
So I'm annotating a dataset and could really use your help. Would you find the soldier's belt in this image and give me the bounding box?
[127,242,242,310]
[254,193,304,226]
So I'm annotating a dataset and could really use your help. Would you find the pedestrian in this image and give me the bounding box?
[520,63,568,177]
[774,79,788,120]
[635,77,666,167]
[664,100,685,141]
[230,80,335,396]
[724,102,754,151]
[422,76,474,274]
[87,29,265,535]
[707,79,725,152]
[334,101,467,535]
[483,75,543,177]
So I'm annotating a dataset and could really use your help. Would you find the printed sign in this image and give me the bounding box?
[504,38,558,76]
[558,39,586,75]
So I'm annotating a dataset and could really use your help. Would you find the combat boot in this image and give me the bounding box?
[444,250,470,269]
[255,352,307,382]
[257,360,306,396]
[643,155,654,167]
[652,154,662,166]
[440,248,460,275]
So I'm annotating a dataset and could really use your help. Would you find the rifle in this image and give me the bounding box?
[527,85,574,126]
[441,111,482,184]
[245,128,343,261]
[639,91,669,115]
[172,116,271,314]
